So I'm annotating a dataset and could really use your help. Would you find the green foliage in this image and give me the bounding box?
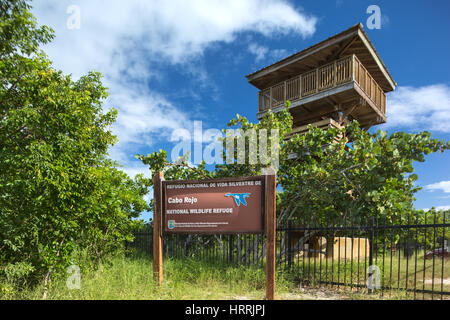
[0,0,149,288]
[136,102,293,214]
[280,123,449,225]
[408,209,449,248]
[138,101,449,227]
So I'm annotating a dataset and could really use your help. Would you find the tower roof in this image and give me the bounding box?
[246,23,396,93]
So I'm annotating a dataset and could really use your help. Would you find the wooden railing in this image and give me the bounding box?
[352,55,386,115]
[258,55,386,115]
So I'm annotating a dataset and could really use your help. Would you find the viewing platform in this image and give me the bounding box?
[247,23,396,131]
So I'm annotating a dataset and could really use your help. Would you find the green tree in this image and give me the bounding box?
[0,0,149,294]
[280,121,450,226]
[138,106,449,227]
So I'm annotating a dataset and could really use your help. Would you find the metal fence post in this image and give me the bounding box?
[287,220,292,270]
[127,214,450,299]
[229,235,233,264]
[368,216,375,293]
[369,216,374,266]
[237,234,241,266]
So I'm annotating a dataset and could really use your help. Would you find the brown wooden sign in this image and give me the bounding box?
[153,169,277,300]
[162,176,265,234]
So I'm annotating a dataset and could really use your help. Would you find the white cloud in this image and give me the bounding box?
[248,43,269,62]
[384,84,450,132]
[31,0,317,172]
[248,42,289,65]
[32,0,317,74]
[424,181,450,193]
[108,83,191,146]
[248,43,290,63]
[423,205,450,212]
[270,48,290,60]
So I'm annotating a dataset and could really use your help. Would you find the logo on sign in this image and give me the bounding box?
[225,193,251,206]
[168,220,175,229]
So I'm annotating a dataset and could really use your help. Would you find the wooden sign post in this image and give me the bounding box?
[265,167,276,300]
[152,168,277,300]
[153,171,164,286]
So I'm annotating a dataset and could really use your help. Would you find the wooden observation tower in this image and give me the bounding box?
[247,23,396,134]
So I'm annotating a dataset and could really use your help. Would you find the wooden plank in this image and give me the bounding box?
[265,167,277,300]
[356,28,396,91]
[269,87,273,109]
[353,82,386,121]
[246,26,359,83]
[247,25,396,94]
[334,35,359,59]
[291,118,338,134]
[288,118,345,140]
[153,171,164,286]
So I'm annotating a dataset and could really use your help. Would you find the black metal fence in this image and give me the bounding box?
[127,212,450,299]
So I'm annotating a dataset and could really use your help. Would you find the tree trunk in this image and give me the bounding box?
[42,271,52,299]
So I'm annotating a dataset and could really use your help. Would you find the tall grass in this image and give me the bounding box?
[2,251,446,300]
[281,250,449,299]
[0,253,292,300]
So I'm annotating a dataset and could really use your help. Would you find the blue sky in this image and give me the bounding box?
[31,0,450,220]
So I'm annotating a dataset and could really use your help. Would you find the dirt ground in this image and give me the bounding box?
[278,286,355,300]
[277,285,450,300]
[229,283,450,300]
[229,287,356,300]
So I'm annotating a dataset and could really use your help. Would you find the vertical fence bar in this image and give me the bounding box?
[229,235,233,265]
[337,222,341,289]
[252,235,256,266]
[357,219,361,289]
[414,214,419,299]
[368,217,375,294]
[243,234,247,266]
[350,218,354,291]
[287,221,292,270]
[319,224,323,285]
[423,213,427,300]
[364,218,368,288]
[343,216,347,288]
[432,213,437,300]
[397,216,402,292]
[381,217,386,297]
[303,230,306,284]
[296,229,300,275]
[390,217,394,296]
[313,221,317,284]
[331,223,335,287]
[406,213,410,294]
[325,228,328,286]
[375,216,379,271]
[281,227,285,270]
[236,234,241,266]
[309,227,313,284]
[441,212,446,300]
[276,228,280,269]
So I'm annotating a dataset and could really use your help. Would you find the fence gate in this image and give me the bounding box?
[128,212,449,300]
